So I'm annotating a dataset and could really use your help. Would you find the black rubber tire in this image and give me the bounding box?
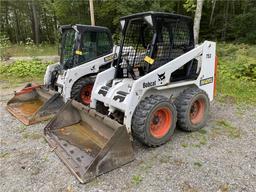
[71,77,95,105]
[174,87,210,132]
[132,95,177,147]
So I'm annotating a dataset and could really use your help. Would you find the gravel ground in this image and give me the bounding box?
[0,85,255,192]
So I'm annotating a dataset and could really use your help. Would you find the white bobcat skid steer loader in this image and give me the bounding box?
[7,24,117,125]
[44,12,217,183]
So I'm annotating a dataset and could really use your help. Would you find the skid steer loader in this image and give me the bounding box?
[7,24,117,125]
[44,12,217,183]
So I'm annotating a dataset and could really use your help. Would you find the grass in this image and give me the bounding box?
[18,124,27,133]
[137,158,155,172]
[217,78,256,104]
[2,44,57,57]
[217,43,256,105]
[131,175,143,185]
[193,161,203,167]
[198,129,207,135]
[181,143,188,148]
[198,135,207,145]
[212,119,241,139]
[159,154,172,164]
[0,152,10,158]
[181,129,208,149]
[22,132,42,140]
[42,154,49,162]
[188,132,208,148]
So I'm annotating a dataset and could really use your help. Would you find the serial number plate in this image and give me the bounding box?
[200,77,213,86]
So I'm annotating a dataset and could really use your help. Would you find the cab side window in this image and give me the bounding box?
[81,31,97,62]
[97,32,112,56]
[77,31,112,65]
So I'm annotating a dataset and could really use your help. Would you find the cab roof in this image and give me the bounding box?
[60,24,111,33]
[120,11,192,22]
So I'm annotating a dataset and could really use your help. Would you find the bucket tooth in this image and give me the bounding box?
[7,85,64,125]
[44,100,134,183]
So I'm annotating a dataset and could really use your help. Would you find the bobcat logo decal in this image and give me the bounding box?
[158,72,165,81]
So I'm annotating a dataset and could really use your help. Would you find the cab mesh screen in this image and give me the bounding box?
[119,16,193,76]
[149,17,193,71]
[121,18,153,75]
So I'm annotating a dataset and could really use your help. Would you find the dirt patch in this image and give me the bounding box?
[0,85,256,192]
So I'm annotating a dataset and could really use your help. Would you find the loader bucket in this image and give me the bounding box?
[44,100,134,183]
[7,85,64,125]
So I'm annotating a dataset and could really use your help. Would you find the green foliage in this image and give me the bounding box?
[53,0,90,25]
[24,37,34,46]
[183,0,196,13]
[0,34,10,48]
[0,59,50,78]
[131,175,142,185]
[95,0,176,36]
[200,1,256,44]
[1,0,256,44]
[217,43,256,81]
[231,9,256,44]
[0,34,11,60]
[217,43,256,104]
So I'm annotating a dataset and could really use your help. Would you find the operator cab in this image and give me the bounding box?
[60,24,113,70]
[115,12,197,82]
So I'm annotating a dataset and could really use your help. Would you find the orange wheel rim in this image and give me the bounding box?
[190,98,205,124]
[150,107,172,138]
[80,84,93,105]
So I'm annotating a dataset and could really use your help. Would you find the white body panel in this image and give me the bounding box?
[44,46,119,102]
[91,41,216,132]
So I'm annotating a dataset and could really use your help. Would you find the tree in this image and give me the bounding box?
[193,0,204,44]
[0,0,255,45]
[30,1,40,44]
[209,0,216,26]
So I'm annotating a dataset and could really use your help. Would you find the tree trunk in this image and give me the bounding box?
[31,1,40,44]
[14,8,21,43]
[89,0,95,26]
[193,0,204,44]
[4,2,12,42]
[43,8,50,42]
[221,0,229,41]
[28,2,35,43]
[51,0,58,43]
[53,8,58,42]
[209,0,216,26]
